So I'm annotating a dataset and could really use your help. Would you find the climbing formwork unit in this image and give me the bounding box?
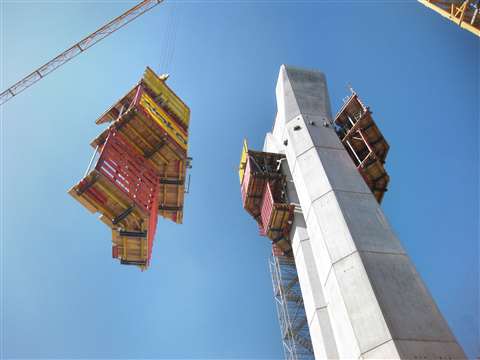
[69,67,190,270]
[418,0,480,36]
[239,140,295,256]
[239,141,312,360]
[334,90,390,203]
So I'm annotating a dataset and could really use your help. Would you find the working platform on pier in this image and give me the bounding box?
[239,140,294,257]
[334,90,390,203]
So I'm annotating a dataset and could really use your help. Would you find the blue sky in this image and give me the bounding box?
[1,0,478,358]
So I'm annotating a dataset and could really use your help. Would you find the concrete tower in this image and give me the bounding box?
[261,65,466,359]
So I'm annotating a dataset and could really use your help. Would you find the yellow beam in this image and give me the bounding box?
[418,0,480,36]
[239,139,249,184]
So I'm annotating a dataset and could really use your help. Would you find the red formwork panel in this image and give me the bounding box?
[240,156,251,207]
[260,181,274,232]
[96,129,159,214]
[146,188,159,266]
[260,181,294,249]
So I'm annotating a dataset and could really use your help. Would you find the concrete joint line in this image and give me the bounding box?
[332,250,359,267]
[308,188,373,211]
[393,338,459,344]
[333,188,373,197]
[359,250,407,257]
[359,338,394,358]
[288,111,330,119]
[294,143,345,161]
[323,263,334,289]
[308,305,329,327]
[310,189,335,208]
[304,202,313,223]
[322,250,359,289]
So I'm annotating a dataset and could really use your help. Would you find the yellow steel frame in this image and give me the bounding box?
[418,0,480,36]
[238,139,248,184]
[143,67,190,127]
[139,92,188,151]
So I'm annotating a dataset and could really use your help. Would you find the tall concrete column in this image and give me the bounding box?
[265,65,465,359]
[265,131,339,358]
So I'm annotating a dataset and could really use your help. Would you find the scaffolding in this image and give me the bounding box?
[269,255,314,360]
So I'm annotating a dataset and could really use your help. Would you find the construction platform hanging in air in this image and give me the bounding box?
[69,67,190,270]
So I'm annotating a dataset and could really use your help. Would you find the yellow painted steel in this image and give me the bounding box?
[239,139,248,184]
[143,67,190,127]
[139,92,188,151]
[418,0,480,36]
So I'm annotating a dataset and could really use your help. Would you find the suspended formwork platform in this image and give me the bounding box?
[92,67,189,223]
[69,67,190,270]
[334,90,390,203]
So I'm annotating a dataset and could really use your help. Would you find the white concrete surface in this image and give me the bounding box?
[264,65,466,359]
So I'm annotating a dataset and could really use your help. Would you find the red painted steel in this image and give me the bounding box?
[260,182,274,232]
[96,129,159,214]
[258,222,266,237]
[146,186,159,265]
[112,245,119,258]
[241,157,251,207]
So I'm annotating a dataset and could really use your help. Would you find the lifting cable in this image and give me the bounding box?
[159,2,180,74]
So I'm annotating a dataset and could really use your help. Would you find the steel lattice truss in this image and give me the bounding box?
[269,256,314,360]
[0,0,163,106]
[418,0,480,36]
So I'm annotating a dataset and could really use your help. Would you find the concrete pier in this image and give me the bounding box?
[263,65,466,359]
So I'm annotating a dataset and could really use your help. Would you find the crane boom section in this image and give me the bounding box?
[0,0,163,106]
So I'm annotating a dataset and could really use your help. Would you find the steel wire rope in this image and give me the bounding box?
[164,2,181,73]
[159,3,175,72]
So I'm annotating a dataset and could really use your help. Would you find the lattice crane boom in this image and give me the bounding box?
[418,0,480,36]
[0,0,164,106]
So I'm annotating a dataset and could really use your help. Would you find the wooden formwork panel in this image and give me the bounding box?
[335,93,389,163]
[264,203,294,242]
[69,170,147,231]
[142,67,190,128]
[260,182,294,253]
[156,159,185,224]
[95,67,190,129]
[112,230,148,263]
[241,154,284,220]
[92,104,187,173]
[69,130,159,231]
[91,111,187,223]
[359,160,390,203]
[111,179,158,270]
